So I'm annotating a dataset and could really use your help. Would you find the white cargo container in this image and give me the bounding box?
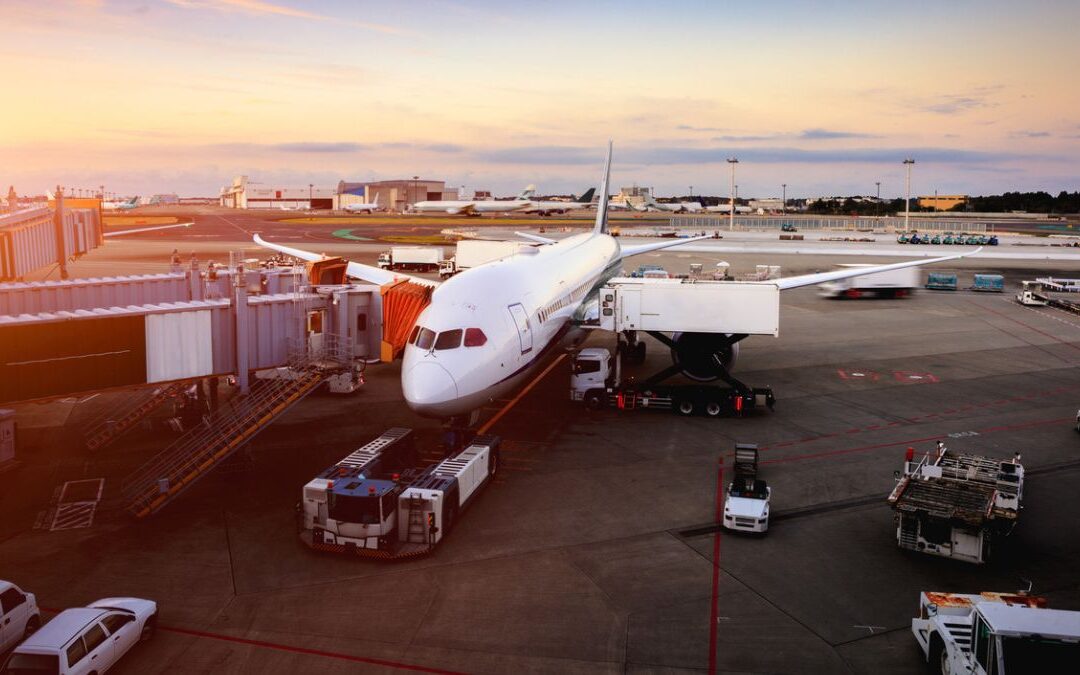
[440,240,526,277]
[377,246,443,272]
[819,265,919,299]
[598,277,780,336]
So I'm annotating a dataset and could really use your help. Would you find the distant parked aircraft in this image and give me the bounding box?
[522,188,596,215]
[103,196,140,211]
[410,186,536,216]
[632,193,703,213]
[343,194,381,213]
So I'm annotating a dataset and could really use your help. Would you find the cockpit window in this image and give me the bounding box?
[416,327,436,350]
[408,325,421,345]
[464,328,487,347]
[434,329,462,350]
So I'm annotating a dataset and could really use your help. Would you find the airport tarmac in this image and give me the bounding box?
[3,210,1080,673]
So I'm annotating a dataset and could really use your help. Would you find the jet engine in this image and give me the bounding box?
[669,332,740,382]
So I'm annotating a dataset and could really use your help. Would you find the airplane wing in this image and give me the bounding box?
[515,231,556,245]
[252,234,439,288]
[775,247,981,290]
[620,234,713,258]
[103,222,193,237]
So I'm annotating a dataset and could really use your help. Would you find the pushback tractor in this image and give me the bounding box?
[299,428,500,559]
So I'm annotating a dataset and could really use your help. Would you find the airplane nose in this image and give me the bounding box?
[403,362,458,411]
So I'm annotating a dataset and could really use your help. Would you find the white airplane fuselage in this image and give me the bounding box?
[402,232,620,418]
[411,199,531,215]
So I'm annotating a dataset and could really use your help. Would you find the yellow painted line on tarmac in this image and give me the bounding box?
[477,353,567,435]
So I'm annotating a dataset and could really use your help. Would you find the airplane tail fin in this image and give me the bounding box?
[518,184,537,200]
[593,141,612,235]
[577,187,595,203]
[372,193,379,206]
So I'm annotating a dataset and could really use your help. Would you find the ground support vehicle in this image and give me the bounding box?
[439,240,526,277]
[912,590,1080,674]
[0,581,40,653]
[376,246,443,272]
[722,444,771,533]
[571,344,774,418]
[1016,280,1049,306]
[2,598,156,675]
[299,428,499,559]
[888,445,1023,564]
[819,265,919,299]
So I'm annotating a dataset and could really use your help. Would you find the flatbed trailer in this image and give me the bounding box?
[298,428,500,560]
[887,445,1023,564]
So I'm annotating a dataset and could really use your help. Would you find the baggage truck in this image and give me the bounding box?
[819,265,919,299]
[299,428,500,559]
[439,240,525,277]
[377,246,443,272]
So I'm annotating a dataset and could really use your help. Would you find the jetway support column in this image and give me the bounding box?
[52,185,69,280]
[234,264,250,393]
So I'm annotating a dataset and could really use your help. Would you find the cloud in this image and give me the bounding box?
[677,124,728,132]
[712,134,777,142]
[272,142,366,153]
[1009,130,1051,138]
[165,0,409,35]
[918,86,1004,115]
[798,128,877,140]
[472,146,600,165]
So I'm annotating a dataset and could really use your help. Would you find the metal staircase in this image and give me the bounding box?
[898,514,920,550]
[83,382,187,452]
[121,337,353,518]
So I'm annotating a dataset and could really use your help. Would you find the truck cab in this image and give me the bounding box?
[1016,280,1049,306]
[913,591,1080,675]
[377,251,391,269]
[570,348,613,406]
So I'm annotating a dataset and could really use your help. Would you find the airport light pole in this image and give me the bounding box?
[876,181,881,218]
[903,158,915,231]
[308,183,313,207]
[727,157,738,231]
[781,183,786,215]
[412,175,419,211]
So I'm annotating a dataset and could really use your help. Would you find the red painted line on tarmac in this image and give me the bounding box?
[35,607,458,673]
[975,301,1080,352]
[759,416,1071,467]
[160,626,463,673]
[708,461,724,675]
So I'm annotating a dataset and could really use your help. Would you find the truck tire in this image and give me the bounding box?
[675,399,695,416]
[927,634,945,674]
[704,400,723,417]
[141,613,157,641]
[584,390,605,411]
[490,449,500,476]
[23,615,40,638]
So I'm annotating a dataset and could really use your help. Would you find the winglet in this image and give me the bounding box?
[593,141,612,235]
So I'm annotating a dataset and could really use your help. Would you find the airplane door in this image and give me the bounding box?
[508,303,532,354]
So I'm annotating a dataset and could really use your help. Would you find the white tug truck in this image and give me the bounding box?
[912,590,1080,675]
[888,444,1023,564]
[722,444,771,533]
[299,428,499,559]
[438,240,529,278]
[819,265,919,299]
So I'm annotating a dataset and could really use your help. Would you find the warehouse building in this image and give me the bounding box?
[362,179,455,212]
[220,176,336,210]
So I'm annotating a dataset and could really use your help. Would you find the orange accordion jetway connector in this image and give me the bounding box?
[380,279,432,362]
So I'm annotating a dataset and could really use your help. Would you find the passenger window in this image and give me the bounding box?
[434,329,462,350]
[66,637,88,667]
[463,328,487,347]
[0,588,24,613]
[103,613,135,633]
[83,623,108,652]
[408,325,420,345]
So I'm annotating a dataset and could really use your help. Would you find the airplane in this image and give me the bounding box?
[632,193,703,213]
[521,188,596,216]
[342,194,381,213]
[410,186,536,216]
[102,196,140,211]
[254,142,979,424]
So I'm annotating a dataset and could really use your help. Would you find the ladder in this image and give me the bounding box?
[83,382,188,452]
[898,514,919,550]
[121,370,325,517]
[406,496,428,545]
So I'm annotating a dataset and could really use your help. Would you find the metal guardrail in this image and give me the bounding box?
[83,382,188,452]
[669,216,988,233]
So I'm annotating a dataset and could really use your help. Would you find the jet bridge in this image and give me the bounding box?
[597,277,780,336]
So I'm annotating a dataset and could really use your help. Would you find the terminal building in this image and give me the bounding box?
[918,194,969,211]
[221,176,455,211]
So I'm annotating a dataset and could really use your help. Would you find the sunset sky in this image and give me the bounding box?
[2,0,1078,198]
